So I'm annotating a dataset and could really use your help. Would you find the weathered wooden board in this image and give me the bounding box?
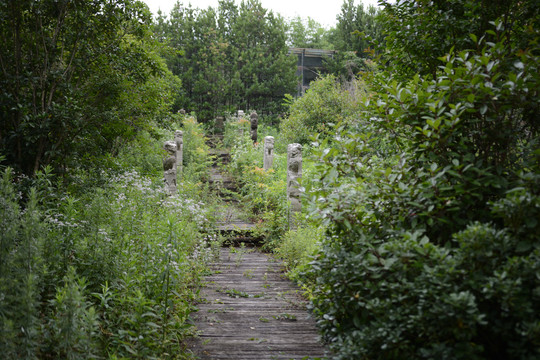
[187,248,329,360]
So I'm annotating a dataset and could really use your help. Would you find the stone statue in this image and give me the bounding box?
[250,111,258,143]
[174,130,183,180]
[263,136,275,170]
[287,143,302,228]
[163,141,177,195]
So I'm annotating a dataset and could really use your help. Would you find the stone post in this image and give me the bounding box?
[179,109,186,115]
[163,141,177,195]
[250,111,258,143]
[287,143,302,229]
[174,130,183,180]
[237,110,245,118]
[263,136,275,170]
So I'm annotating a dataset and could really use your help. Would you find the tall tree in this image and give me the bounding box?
[217,0,242,112]
[156,0,297,120]
[0,0,177,175]
[287,16,332,50]
[332,0,382,55]
[234,0,297,113]
[322,0,383,80]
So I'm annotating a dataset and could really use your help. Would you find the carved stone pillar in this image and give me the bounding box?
[250,111,258,143]
[163,141,177,195]
[263,136,275,170]
[174,130,183,180]
[287,143,302,229]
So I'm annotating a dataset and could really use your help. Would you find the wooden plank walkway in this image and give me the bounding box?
[190,135,328,358]
[207,138,258,238]
[188,248,328,360]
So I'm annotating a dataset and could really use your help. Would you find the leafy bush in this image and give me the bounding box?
[279,74,366,148]
[305,21,540,359]
[116,128,169,177]
[310,176,540,360]
[0,171,46,358]
[276,225,325,273]
[379,0,540,80]
[48,267,98,360]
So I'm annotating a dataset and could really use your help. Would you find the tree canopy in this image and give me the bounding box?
[154,0,297,120]
[287,16,333,50]
[0,0,180,175]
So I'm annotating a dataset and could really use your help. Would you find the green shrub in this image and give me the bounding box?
[279,74,366,148]
[48,267,98,359]
[310,178,540,359]
[305,22,540,359]
[276,225,325,272]
[116,128,168,177]
[0,171,46,359]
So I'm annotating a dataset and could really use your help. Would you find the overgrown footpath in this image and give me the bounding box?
[0,115,220,359]
[2,3,539,359]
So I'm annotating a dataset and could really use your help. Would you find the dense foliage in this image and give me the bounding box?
[287,16,333,50]
[380,0,540,80]
[0,2,221,356]
[302,1,540,358]
[280,75,366,147]
[154,0,297,120]
[0,0,180,175]
[0,117,220,358]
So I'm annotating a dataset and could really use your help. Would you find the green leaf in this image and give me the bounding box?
[353,315,362,328]
[479,104,488,115]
